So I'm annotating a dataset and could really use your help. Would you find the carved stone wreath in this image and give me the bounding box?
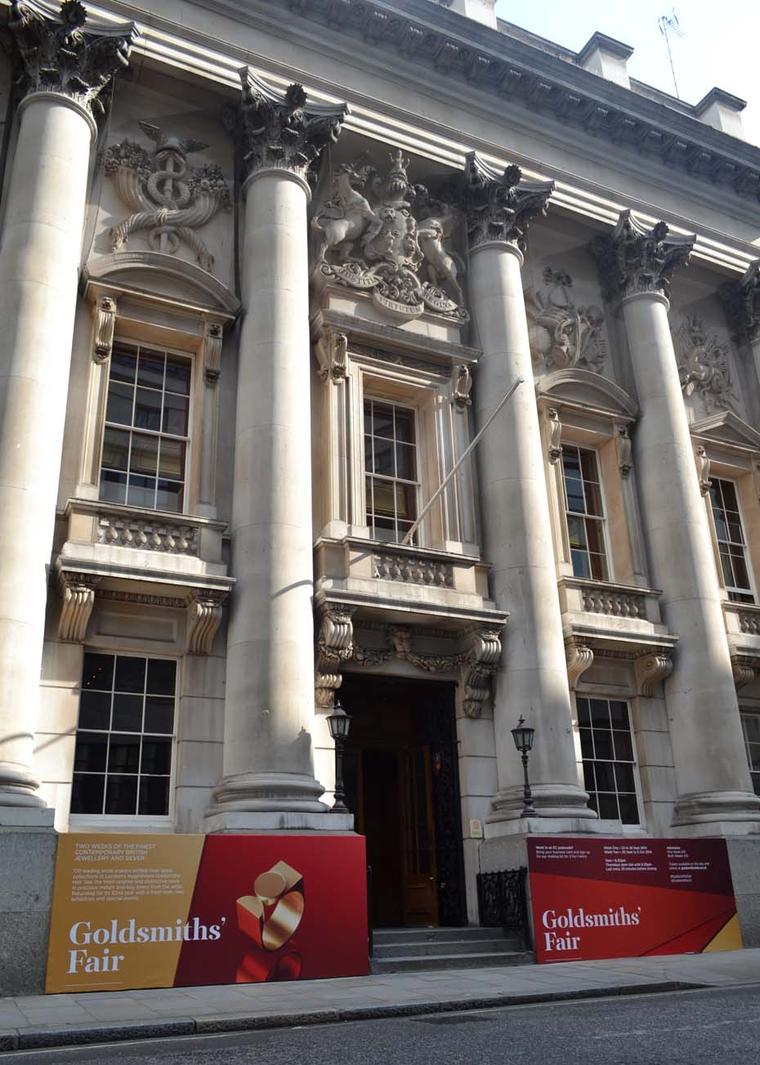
[525,267,607,372]
[672,316,735,413]
[312,152,469,323]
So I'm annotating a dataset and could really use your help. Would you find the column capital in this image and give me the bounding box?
[458,151,554,253]
[236,68,348,187]
[592,209,695,302]
[9,0,138,120]
[720,260,760,344]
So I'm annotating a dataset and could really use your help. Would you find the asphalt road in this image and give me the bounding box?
[6,985,760,1065]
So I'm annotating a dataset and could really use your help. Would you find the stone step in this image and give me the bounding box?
[371,950,532,974]
[372,926,510,945]
[373,936,520,959]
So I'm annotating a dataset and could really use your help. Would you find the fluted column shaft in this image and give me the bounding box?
[469,240,593,824]
[0,93,96,811]
[622,291,759,825]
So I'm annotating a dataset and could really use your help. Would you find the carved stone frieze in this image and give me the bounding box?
[458,151,554,252]
[566,638,594,690]
[592,211,695,302]
[372,552,454,588]
[461,626,503,718]
[9,0,137,118]
[92,295,117,362]
[694,444,713,496]
[316,605,356,709]
[313,153,468,322]
[186,590,226,655]
[96,515,199,556]
[673,317,735,413]
[525,268,607,372]
[57,571,99,642]
[104,122,231,272]
[635,652,673,697]
[721,260,760,344]
[97,589,184,609]
[739,611,760,636]
[236,69,347,183]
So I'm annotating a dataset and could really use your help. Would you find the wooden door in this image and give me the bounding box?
[399,746,438,926]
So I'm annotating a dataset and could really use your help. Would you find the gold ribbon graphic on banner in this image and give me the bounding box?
[236,861,304,953]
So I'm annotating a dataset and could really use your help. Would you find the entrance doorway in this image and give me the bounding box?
[340,674,465,928]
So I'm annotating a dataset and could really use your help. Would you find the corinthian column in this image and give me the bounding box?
[461,154,595,828]
[722,260,760,391]
[0,1,136,817]
[206,73,349,831]
[594,213,760,829]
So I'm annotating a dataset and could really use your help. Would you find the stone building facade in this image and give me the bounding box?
[2,0,760,991]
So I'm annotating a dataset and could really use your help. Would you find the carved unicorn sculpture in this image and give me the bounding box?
[311,161,377,259]
[104,121,231,272]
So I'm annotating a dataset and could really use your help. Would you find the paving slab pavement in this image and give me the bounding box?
[0,949,759,1053]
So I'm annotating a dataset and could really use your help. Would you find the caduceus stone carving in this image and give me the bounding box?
[104,121,231,272]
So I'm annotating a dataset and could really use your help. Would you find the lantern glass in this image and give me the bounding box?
[511,718,535,753]
[327,701,351,741]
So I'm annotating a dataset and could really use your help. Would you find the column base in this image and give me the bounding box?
[672,790,760,829]
[0,763,49,812]
[205,771,344,832]
[488,782,596,825]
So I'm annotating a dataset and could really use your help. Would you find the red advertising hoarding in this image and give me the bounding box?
[46,833,368,993]
[528,837,742,964]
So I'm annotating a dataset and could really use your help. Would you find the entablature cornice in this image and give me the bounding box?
[30,1,760,278]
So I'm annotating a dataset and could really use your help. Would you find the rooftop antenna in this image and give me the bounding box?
[658,9,684,99]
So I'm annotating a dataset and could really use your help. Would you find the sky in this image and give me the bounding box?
[494,1,760,147]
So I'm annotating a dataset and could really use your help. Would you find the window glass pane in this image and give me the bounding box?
[364,436,373,473]
[571,550,590,579]
[579,727,593,759]
[147,659,176,696]
[609,701,629,728]
[141,737,172,775]
[134,388,162,432]
[396,442,417,481]
[612,730,633,761]
[108,734,140,773]
[720,480,739,509]
[115,656,146,693]
[564,477,585,513]
[78,690,111,730]
[112,694,143,733]
[593,731,614,760]
[594,762,615,791]
[158,439,185,480]
[111,347,137,383]
[580,449,600,484]
[99,470,127,503]
[749,744,760,773]
[127,475,156,509]
[130,433,158,475]
[102,427,130,471]
[590,700,611,728]
[73,732,108,773]
[562,449,581,479]
[144,697,174,734]
[139,776,170,816]
[156,480,183,513]
[71,774,104,815]
[394,408,415,444]
[371,405,394,438]
[396,483,416,521]
[589,550,608,581]
[373,438,393,475]
[597,794,618,820]
[576,699,590,725]
[105,775,138,815]
[583,481,604,517]
[582,761,595,791]
[82,653,114,692]
[162,393,189,436]
[618,795,639,825]
[614,763,636,792]
[106,381,133,426]
[743,714,760,743]
[372,479,396,518]
[567,515,588,550]
[165,358,190,396]
[136,351,165,389]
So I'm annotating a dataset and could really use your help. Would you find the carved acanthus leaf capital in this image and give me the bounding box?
[720,260,760,344]
[592,210,694,302]
[10,1,138,119]
[237,69,348,184]
[459,151,554,252]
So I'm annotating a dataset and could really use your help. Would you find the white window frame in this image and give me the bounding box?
[561,444,612,582]
[97,338,195,517]
[709,476,756,604]
[574,695,643,826]
[362,395,422,546]
[68,650,179,830]
[740,707,760,797]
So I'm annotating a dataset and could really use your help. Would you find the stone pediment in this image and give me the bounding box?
[83,253,240,316]
[690,410,760,451]
[536,368,638,420]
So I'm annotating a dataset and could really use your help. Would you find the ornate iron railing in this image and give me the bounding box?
[476,867,531,949]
